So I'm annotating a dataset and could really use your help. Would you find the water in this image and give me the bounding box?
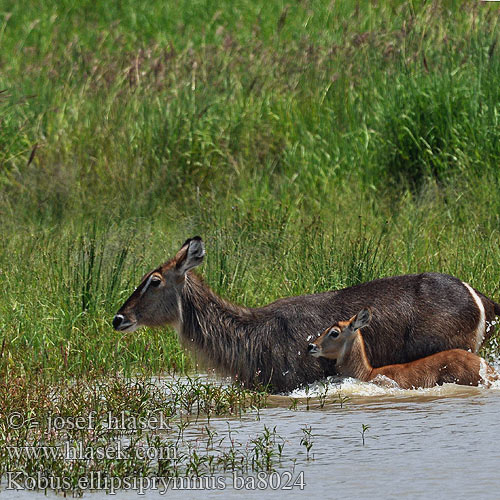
[3,377,500,499]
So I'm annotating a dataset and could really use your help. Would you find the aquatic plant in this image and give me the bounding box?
[300,425,314,461]
[360,424,370,447]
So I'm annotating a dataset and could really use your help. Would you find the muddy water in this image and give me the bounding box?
[4,378,500,500]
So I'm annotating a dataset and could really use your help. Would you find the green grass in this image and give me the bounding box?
[1,0,500,379]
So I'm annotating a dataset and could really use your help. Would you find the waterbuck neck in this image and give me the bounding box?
[177,272,257,371]
[336,332,373,381]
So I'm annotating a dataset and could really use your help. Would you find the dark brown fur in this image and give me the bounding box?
[113,237,500,393]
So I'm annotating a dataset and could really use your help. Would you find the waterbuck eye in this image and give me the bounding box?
[150,276,161,287]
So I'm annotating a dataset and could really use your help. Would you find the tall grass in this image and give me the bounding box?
[1,0,499,378]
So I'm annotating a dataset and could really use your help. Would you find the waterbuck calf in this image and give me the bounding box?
[308,309,499,388]
[113,236,500,393]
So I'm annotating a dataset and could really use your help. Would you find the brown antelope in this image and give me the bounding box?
[113,236,500,393]
[308,309,499,388]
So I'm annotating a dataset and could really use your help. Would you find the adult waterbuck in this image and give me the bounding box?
[113,236,500,393]
[308,309,499,388]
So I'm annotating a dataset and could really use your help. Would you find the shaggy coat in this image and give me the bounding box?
[113,237,500,393]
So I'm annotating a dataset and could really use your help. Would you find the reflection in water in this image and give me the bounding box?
[4,376,500,500]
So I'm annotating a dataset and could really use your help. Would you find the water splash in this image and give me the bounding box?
[289,368,500,399]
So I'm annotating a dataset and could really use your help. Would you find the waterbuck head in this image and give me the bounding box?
[112,237,205,332]
[307,308,372,361]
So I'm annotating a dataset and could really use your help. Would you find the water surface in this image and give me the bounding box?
[4,377,500,499]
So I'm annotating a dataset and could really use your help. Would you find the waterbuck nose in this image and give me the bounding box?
[307,343,318,353]
[113,314,124,330]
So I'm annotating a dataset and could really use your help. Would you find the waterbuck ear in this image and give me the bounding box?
[175,236,205,274]
[352,308,372,331]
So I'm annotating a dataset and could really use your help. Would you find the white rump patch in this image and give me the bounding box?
[462,281,486,353]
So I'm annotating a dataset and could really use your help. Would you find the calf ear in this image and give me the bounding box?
[352,308,372,330]
[175,237,205,274]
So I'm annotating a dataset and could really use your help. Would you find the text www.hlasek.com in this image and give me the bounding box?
[5,471,306,493]
[5,440,175,461]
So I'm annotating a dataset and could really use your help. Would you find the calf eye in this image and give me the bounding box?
[328,327,341,338]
